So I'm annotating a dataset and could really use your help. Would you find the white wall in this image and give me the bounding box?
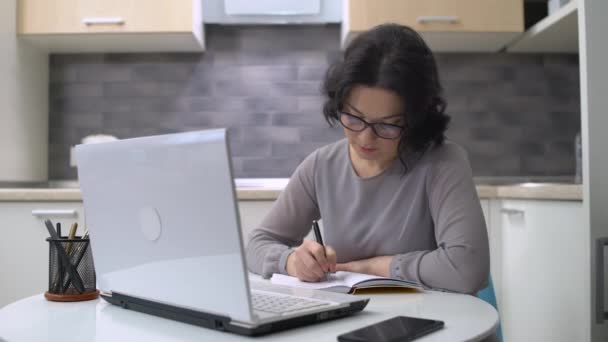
[0,0,48,181]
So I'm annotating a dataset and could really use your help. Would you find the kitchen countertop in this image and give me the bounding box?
[0,178,582,201]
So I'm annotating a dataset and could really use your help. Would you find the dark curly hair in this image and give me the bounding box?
[322,23,450,167]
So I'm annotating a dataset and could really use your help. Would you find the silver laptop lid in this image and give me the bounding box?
[75,129,254,323]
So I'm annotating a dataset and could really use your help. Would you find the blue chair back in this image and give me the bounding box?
[476,277,503,342]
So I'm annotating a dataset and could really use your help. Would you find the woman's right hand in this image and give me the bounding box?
[286,240,337,282]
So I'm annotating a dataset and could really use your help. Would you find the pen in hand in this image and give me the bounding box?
[312,220,331,275]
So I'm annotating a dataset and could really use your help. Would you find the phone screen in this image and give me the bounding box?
[337,316,444,342]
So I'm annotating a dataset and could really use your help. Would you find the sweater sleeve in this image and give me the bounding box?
[245,151,321,278]
[389,145,490,294]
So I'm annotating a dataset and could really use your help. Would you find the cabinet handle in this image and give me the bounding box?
[500,208,524,216]
[82,17,125,25]
[31,209,78,218]
[596,237,608,323]
[416,16,459,24]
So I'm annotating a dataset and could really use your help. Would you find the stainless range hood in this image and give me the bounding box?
[202,0,341,24]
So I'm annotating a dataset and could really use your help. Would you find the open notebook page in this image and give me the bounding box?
[270,271,390,290]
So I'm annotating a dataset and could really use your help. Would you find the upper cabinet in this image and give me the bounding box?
[507,0,578,53]
[341,0,524,52]
[17,0,204,52]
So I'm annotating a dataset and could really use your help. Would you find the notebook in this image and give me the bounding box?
[271,271,422,294]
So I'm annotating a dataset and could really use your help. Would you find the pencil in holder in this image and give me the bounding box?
[44,237,99,302]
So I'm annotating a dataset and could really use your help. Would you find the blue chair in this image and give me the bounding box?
[476,277,503,342]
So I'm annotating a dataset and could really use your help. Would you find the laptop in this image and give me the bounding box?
[75,129,369,336]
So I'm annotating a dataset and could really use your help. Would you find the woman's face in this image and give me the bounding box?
[341,85,405,164]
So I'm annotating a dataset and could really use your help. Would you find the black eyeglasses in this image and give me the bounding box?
[337,111,405,140]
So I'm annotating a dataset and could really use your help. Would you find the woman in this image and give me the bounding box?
[246,23,489,294]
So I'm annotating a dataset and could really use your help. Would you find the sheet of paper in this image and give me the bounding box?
[270,271,380,289]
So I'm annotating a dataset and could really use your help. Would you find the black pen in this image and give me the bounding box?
[312,220,329,274]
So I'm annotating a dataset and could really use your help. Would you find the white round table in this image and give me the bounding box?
[0,287,498,342]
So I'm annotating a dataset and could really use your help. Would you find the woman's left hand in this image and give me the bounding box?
[336,255,393,277]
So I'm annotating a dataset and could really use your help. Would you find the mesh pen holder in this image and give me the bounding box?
[44,237,99,302]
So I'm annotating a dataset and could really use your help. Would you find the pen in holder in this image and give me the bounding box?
[44,236,99,302]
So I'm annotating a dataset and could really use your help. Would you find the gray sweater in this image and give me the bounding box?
[245,139,489,294]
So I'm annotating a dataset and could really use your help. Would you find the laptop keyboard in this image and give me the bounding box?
[251,291,330,314]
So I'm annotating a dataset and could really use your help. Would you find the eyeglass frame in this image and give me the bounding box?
[337,111,406,140]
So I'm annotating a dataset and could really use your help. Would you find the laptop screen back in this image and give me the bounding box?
[75,129,254,322]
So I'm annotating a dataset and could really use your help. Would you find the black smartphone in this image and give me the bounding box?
[337,316,444,342]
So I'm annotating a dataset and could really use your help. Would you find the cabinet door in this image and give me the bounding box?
[0,202,85,308]
[346,0,523,33]
[482,199,505,311]
[237,201,275,246]
[488,200,503,309]
[238,200,315,246]
[480,199,490,230]
[500,200,586,342]
[18,0,194,34]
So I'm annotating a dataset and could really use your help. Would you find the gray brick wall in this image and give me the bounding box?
[49,25,580,179]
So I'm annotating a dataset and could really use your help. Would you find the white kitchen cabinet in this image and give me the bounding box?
[487,200,504,311]
[0,202,85,308]
[237,199,317,245]
[17,0,204,52]
[498,199,585,342]
[237,200,275,246]
[480,199,494,286]
[480,199,490,230]
[480,199,501,302]
[481,198,505,315]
